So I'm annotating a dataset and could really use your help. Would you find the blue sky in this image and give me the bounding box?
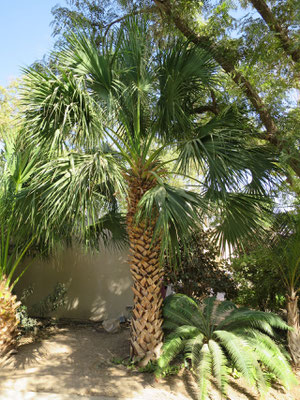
[0,1,254,88]
[0,1,66,87]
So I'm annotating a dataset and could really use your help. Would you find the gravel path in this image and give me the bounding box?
[0,324,298,399]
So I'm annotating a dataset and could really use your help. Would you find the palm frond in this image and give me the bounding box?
[212,192,271,251]
[176,108,277,195]
[86,210,128,251]
[15,147,126,251]
[156,41,218,139]
[59,31,123,101]
[135,182,209,263]
[21,67,100,151]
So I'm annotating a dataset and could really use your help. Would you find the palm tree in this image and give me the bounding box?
[18,18,276,363]
[269,215,300,366]
[158,294,296,399]
[231,213,300,366]
[0,134,35,359]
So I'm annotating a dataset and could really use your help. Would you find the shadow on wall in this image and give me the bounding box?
[14,247,133,321]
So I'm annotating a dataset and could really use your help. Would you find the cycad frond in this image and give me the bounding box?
[168,325,201,340]
[163,293,208,333]
[202,297,237,326]
[208,339,228,395]
[157,336,185,370]
[213,330,258,385]
[186,333,206,368]
[196,343,212,400]
[158,325,200,370]
[235,329,297,389]
[218,308,290,335]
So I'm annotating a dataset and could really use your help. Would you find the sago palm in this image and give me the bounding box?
[158,294,297,399]
[18,18,276,363]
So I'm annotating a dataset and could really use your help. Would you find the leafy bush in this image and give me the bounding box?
[30,282,68,317]
[229,252,286,312]
[157,294,296,400]
[164,229,236,300]
[229,212,300,314]
[16,304,38,333]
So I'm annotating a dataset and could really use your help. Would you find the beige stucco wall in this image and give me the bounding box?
[14,247,133,321]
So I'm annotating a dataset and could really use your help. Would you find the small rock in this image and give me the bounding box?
[102,318,121,333]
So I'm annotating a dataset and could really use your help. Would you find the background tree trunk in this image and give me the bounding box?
[286,291,300,367]
[126,170,164,365]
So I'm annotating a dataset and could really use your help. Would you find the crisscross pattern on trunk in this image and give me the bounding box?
[0,277,20,360]
[126,171,164,362]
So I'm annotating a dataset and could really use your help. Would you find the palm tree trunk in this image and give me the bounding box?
[286,291,300,367]
[125,171,164,365]
[0,277,20,361]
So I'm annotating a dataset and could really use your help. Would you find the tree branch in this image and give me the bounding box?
[153,0,278,137]
[191,104,219,115]
[153,0,300,180]
[249,0,299,63]
[104,7,157,36]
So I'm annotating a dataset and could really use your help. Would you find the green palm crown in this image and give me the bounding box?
[16,16,277,255]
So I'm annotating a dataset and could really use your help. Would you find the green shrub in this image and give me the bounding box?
[16,304,38,333]
[164,229,236,300]
[230,252,286,312]
[157,294,297,400]
[30,282,68,317]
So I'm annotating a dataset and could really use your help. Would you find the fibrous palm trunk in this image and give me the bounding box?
[286,291,300,367]
[0,277,20,360]
[125,168,164,365]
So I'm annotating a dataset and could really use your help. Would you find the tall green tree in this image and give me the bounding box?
[19,18,275,363]
[230,212,300,366]
[51,0,300,186]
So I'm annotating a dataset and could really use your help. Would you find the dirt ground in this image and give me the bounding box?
[0,323,299,400]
